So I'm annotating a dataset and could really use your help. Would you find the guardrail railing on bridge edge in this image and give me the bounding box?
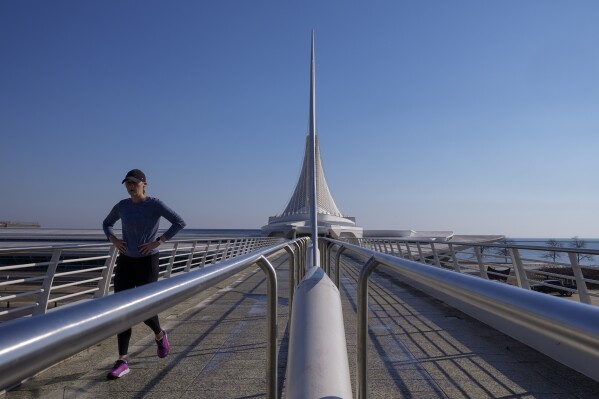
[0,237,309,397]
[0,237,283,321]
[342,237,599,305]
[321,238,599,399]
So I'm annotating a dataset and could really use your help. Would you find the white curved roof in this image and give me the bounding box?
[280,135,343,218]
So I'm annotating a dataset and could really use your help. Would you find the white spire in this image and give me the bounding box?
[263,32,362,240]
[279,31,343,219]
[308,30,319,266]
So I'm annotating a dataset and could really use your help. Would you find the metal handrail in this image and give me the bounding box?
[0,238,308,396]
[323,238,599,399]
[344,237,599,305]
[0,238,284,255]
[0,237,283,321]
[349,237,599,255]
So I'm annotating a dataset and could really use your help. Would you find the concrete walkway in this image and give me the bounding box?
[5,250,599,398]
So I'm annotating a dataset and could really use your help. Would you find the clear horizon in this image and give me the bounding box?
[2,226,599,242]
[2,1,599,237]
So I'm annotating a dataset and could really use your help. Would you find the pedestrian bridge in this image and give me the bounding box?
[4,31,599,399]
[1,235,599,398]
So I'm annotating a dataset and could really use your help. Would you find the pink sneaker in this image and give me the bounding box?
[156,329,170,358]
[107,359,129,379]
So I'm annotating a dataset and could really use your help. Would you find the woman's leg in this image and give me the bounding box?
[135,253,169,358]
[117,330,132,357]
[136,253,162,334]
[114,255,136,357]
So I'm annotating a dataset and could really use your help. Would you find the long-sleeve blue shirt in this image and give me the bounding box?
[103,197,186,257]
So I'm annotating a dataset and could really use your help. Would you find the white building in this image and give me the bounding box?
[262,35,362,239]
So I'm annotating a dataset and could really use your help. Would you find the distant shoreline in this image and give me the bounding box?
[0,221,40,228]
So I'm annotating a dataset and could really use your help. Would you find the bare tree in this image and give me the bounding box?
[542,239,563,264]
[495,239,515,264]
[570,236,593,264]
[471,245,488,261]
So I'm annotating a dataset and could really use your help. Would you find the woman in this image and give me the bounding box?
[102,168,186,379]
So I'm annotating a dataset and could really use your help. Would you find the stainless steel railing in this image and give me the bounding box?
[343,237,599,305]
[323,238,599,399]
[0,238,308,396]
[0,237,283,321]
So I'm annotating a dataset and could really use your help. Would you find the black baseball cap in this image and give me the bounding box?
[122,169,147,184]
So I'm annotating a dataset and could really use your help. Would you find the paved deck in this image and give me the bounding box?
[5,250,599,398]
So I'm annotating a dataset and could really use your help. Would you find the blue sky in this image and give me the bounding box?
[1,1,599,237]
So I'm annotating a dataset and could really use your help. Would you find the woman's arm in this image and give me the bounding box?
[157,199,186,241]
[138,199,185,256]
[103,204,127,253]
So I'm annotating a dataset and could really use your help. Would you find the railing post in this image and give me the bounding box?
[300,239,307,280]
[212,241,223,264]
[255,255,279,399]
[509,248,530,289]
[334,246,346,288]
[318,241,326,269]
[318,240,329,276]
[200,240,211,267]
[235,239,244,257]
[295,240,302,281]
[34,249,62,315]
[234,239,242,257]
[241,238,250,255]
[405,242,414,261]
[235,239,243,257]
[284,245,296,322]
[298,240,303,279]
[238,238,246,256]
[184,241,198,272]
[416,242,425,263]
[568,253,592,304]
[358,256,381,399]
[292,241,301,288]
[165,243,179,278]
[431,242,442,267]
[448,243,461,273]
[325,242,333,276]
[231,239,239,258]
[95,246,118,298]
[222,240,232,261]
[395,241,403,258]
[474,247,488,279]
[227,239,237,259]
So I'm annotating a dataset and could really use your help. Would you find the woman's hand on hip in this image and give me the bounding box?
[139,240,161,256]
[109,236,127,254]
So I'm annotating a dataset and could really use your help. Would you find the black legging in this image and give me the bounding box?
[114,253,162,356]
